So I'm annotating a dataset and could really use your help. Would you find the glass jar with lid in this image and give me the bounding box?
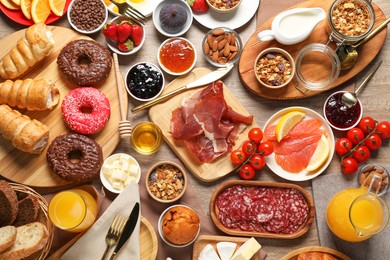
[327,0,375,45]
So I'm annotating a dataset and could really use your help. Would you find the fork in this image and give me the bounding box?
[110,0,148,25]
[101,214,128,260]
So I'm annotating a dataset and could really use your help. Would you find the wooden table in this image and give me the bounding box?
[1,1,389,259]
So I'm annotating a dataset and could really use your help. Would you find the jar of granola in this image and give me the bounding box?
[327,0,375,44]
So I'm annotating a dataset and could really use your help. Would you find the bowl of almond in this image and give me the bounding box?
[146,161,187,203]
[202,27,242,67]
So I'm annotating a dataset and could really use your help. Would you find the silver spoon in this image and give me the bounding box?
[342,60,382,108]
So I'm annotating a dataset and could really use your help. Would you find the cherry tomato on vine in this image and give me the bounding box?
[249,154,266,170]
[335,138,353,156]
[238,164,256,180]
[242,141,256,156]
[248,127,263,144]
[376,121,390,139]
[257,141,274,156]
[341,157,359,175]
[352,145,370,163]
[364,134,382,151]
[230,149,247,165]
[358,116,376,134]
[347,127,365,145]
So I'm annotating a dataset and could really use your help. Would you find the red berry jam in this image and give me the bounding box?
[325,92,361,129]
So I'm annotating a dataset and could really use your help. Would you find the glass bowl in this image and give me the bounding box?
[358,164,389,196]
[295,43,340,91]
[202,27,242,67]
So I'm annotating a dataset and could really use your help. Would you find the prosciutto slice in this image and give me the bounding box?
[170,81,253,163]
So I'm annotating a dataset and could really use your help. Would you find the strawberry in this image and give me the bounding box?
[187,0,209,13]
[117,21,133,43]
[102,22,118,42]
[117,39,134,52]
[131,25,143,46]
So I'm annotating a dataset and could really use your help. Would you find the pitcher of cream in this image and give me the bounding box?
[257,8,326,45]
[326,173,389,242]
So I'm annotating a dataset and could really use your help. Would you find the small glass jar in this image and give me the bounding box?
[327,0,375,45]
[130,122,163,155]
[295,43,340,91]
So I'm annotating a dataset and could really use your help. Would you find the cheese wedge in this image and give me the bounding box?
[216,242,237,260]
[198,244,221,260]
[231,237,261,260]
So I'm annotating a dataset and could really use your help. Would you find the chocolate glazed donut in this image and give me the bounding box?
[57,39,112,86]
[47,133,103,183]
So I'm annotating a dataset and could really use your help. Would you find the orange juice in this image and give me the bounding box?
[350,195,384,234]
[326,187,368,242]
[49,189,98,233]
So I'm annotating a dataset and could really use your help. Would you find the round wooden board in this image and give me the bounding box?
[281,246,351,260]
[0,26,124,187]
[238,0,387,100]
[140,216,158,260]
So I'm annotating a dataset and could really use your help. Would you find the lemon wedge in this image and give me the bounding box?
[1,0,20,10]
[306,134,330,172]
[275,111,305,142]
[21,0,32,20]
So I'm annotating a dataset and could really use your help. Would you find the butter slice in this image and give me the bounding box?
[216,242,237,260]
[231,237,261,260]
[198,244,221,260]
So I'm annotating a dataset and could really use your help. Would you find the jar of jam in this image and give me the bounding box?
[323,91,363,130]
[327,0,375,45]
[158,37,196,76]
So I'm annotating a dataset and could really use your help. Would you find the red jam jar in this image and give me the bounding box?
[158,37,196,76]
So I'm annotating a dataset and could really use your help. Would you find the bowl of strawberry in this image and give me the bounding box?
[102,16,145,55]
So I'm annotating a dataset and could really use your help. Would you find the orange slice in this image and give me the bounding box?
[20,0,32,20]
[31,0,51,23]
[1,0,20,10]
[48,0,65,16]
[12,0,20,6]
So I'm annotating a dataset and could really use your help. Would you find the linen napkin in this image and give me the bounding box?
[62,182,141,260]
[312,166,390,260]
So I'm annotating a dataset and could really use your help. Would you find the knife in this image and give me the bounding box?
[109,202,140,260]
[131,64,234,113]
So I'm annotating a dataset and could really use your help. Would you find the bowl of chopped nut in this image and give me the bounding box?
[146,161,187,203]
[254,47,295,89]
[206,0,242,13]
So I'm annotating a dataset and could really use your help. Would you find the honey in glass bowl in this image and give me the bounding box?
[130,122,163,155]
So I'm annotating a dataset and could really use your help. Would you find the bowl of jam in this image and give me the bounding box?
[158,37,196,76]
[125,62,165,102]
[323,90,363,131]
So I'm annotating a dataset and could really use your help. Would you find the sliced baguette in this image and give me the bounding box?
[0,222,48,260]
[0,226,16,253]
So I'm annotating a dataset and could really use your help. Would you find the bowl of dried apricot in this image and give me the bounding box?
[254,47,295,89]
[146,161,187,203]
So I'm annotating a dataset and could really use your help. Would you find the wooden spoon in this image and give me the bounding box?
[113,53,132,138]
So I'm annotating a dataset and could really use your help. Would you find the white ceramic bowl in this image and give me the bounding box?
[153,0,193,37]
[67,0,108,35]
[158,204,200,248]
[323,90,363,131]
[100,153,141,194]
[125,62,165,102]
[157,37,197,76]
[103,16,146,56]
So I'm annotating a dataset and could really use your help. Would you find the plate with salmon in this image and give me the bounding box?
[263,107,334,181]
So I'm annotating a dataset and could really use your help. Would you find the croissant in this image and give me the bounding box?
[0,104,49,154]
[0,78,60,110]
[0,23,55,80]
[297,252,337,260]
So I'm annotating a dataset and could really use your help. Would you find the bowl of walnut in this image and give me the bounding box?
[206,0,242,13]
[254,47,295,89]
[146,161,187,203]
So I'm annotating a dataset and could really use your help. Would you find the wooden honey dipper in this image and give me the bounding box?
[113,53,132,138]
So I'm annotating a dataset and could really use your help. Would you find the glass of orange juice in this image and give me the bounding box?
[48,189,98,233]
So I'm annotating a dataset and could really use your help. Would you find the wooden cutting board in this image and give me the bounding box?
[149,67,258,182]
[239,0,387,100]
[0,26,123,187]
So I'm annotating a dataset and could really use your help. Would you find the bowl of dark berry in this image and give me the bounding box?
[153,0,193,37]
[102,16,145,55]
[125,62,165,102]
[323,90,363,131]
[68,0,108,35]
[254,47,295,89]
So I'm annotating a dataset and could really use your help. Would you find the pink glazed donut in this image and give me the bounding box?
[61,87,110,135]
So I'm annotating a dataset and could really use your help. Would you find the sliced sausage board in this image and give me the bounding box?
[0,26,123,187]
[149,67,258,182]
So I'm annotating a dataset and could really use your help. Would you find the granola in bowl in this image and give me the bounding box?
[254,47,295,89]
